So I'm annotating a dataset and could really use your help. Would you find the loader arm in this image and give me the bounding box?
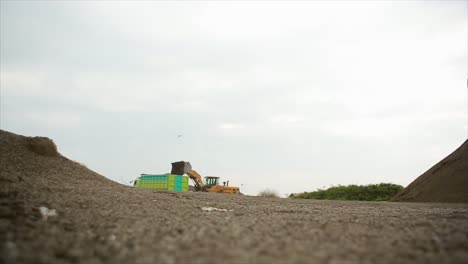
[187,170,206,191]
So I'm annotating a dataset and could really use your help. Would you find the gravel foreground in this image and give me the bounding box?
[1,129,468,264]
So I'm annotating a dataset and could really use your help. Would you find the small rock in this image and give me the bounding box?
[35,206,57,221]
[201,207,230,212]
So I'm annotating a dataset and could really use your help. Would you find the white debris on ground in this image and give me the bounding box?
[37,206,57,220]
[201,207,232,212]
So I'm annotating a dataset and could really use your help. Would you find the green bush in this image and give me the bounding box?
[258,189,280,198]
[290,183,404,201]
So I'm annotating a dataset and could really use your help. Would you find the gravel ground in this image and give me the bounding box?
[1,130,468,264]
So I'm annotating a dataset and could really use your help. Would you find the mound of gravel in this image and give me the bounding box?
[392,139,468,203]
[0,129,122,262]
[0,129,117,188]
[25,136,60,157]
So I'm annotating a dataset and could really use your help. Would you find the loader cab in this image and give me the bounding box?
[204,176,220,187]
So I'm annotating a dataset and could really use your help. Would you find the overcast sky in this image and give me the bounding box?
[1,1,467,196]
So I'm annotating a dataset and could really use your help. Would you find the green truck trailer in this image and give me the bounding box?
[134,173,189,192]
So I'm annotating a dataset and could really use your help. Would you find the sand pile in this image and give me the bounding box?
[25,136,60,157]
[392,139,468,203]
[0,129,116,188]
[0,129,120,236]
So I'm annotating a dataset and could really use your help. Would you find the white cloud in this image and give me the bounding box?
[0,69,48,96]
[25,111,82,127]
[1,1,466,195]
[269,114,305,127]
[218,123,245,130]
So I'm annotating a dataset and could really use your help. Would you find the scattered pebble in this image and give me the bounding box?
[201,207,232,212]
[37,206,57,221]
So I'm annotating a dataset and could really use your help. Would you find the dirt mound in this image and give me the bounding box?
[392,139,468,203]
[26,136,60,157]
[0,129,115,186]
[0,129,120,228]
